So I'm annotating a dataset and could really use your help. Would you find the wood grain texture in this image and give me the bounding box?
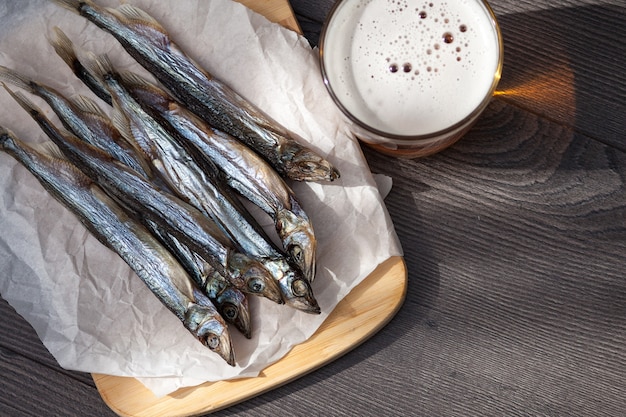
[2,0,626,416]
[495,2,626,150]
[0,299,117,417]
[360,99,626,416]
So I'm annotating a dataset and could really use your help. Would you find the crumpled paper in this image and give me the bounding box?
[0,0,403,396]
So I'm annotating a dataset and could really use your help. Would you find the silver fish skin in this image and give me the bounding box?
[4,86,283,305]
[51,0,340,183]
[52,36,318,285]
[0,65,151,179]
[119,71,318,284]
[145,218,252,338]
[90,55,273,260]
[85,56,319,313]
[0,127,235,365]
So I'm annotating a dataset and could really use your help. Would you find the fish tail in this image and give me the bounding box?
[50,27,114,105]
[82,52,115,83]
[49,26,77,69]
[0,65,36,94]
[50,0,91,13]
[2,84,42,119]
[2,84,73,152]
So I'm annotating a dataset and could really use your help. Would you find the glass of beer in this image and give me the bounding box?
[319,0,503,158]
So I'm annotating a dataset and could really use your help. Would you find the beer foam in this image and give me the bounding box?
[322,0,500,136]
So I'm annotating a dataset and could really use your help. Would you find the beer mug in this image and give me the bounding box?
[319,0,503,158]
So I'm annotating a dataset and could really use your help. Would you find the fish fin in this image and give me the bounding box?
[32,140,68,161]
[109,101,148,158]
[119,71,154,90]
[115,4,163,28]
[110,5,171,49]
[108,91,151,157]
[0,65,35,93]
[49,26,77,69]
[70,94,107,117]
[110,104,135,144]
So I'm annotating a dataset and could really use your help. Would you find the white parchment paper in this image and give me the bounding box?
[0,0,402,396]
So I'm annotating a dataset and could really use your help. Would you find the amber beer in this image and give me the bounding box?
[320,0,503,157]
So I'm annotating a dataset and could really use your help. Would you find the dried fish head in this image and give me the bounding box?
[217,287,251,339]
[185,302,235,366]
[227,252,283,304]
[282,142,341,182]
[278,208,317,282]
[277,267,320,314]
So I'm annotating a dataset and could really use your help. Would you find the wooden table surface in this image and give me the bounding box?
[2,0,625,416]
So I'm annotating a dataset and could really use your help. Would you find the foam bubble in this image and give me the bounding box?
[322,0,500,135]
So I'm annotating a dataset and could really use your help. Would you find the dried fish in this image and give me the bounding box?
[119,70,319,284]
[85,54,320,313]
[51,0,340,182]
[145,219,252,338]
[4,85,284,305]
[49,33,320,284]
[0,127,235,365]
[0,65,152,179]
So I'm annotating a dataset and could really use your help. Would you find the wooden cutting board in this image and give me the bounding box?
[92,1,408,416]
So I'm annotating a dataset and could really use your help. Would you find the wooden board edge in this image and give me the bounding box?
[93,256,407,417]
[236,0,303,34]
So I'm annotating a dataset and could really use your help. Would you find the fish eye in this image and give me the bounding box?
[206,334,220,350]
[290,245,303,262]
[222,304,238,320]
[291,279,309,297]
[248,278,265,293]
[303,161,318,173]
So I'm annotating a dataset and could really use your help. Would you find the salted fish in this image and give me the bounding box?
[49,32,320,284]
[0,127,235,365]
[0,65,152,180]
[51,0,340,182]
[4,86,283,305]
[85,54,319,313]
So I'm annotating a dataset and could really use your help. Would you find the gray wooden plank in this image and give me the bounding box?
[496,3,626,150]
[0,299,117,417]
[0,298,95,386]
[357,98,626,416]
[0,354,116,417]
